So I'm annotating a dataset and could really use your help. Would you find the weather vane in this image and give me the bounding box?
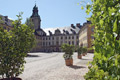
[35,1,36,5]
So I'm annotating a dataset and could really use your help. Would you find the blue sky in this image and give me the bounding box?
[0,0,92,29]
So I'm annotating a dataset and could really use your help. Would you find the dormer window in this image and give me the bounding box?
[55,29,61,35]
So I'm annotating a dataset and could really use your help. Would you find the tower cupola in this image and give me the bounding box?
[31,4,40,18]
[31,4,41,30]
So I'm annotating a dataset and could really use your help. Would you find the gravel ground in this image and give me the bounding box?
[19,52,94,80]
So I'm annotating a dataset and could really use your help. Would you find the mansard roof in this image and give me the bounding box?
[0,14,13,27]
[44,23,82,35]
[54,29,61,35]
[34,28,46,36]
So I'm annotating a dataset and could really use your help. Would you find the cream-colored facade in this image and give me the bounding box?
[79,25,88,47]
[31,24,80,52]
[79,21,94,52]
[40,32,79,52]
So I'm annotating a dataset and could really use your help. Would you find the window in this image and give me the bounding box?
[72,36,74,39]
[65,36,67,39]
[69,36,71,39]
[5,16,8,22]
[46,37,48,40]
[49,37,50,40]
[52,37,54,40]
[76,41,79,45]
[43,37,45,40]
[49,42,51,45]
[43,42,45,46]
[69,41,71,45]
[61,36,63,39]
[72,41,74,45]
[52,41,54,45]
[56,37,59,40]
[56,41,59,45]
[76,36,79,39]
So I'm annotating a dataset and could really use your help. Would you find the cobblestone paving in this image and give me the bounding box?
[19,52,94,80]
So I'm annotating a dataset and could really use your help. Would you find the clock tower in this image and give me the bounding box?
[31,4,41,30]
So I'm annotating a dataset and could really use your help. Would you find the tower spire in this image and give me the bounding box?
[35,1,36,6]
[31,3,41,30]
[31,3,40,17]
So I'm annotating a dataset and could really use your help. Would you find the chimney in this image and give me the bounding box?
[49,30,52,35]
[71,24,74,27]
[87,20,91,23]
[4,16,8,22]
[71,24,76,29]
[76,23,80,27]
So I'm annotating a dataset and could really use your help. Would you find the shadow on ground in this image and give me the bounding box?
[27,54,40,57]
[69,65,86,69]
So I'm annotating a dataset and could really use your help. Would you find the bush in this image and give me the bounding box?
[77,46,83,55]
[61,44,75,59]
[82,47,87,53]
[83,0,120,79]
[0,13,35,79]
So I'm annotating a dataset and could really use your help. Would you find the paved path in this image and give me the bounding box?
[19,52,94,80]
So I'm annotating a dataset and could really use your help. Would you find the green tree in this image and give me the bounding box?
[25,18,34,30]
[0,13,35,79]
[83,0,120,80]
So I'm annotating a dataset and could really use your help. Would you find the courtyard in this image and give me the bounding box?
[19,52,94,80]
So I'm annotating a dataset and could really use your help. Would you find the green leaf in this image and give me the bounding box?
[100,19,104,25]
[84,0,120,79]
[81,6,84,10]
[113,18,118,33]
[77,3,79,5]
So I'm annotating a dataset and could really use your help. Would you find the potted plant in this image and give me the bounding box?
[61,44,75,66]
[77,46,83,59]
[82,47,87,56]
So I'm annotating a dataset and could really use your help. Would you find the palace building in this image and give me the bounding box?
[0,14,13,31]
[0,4,94,53]
[78,21,94,52]
[30,4,82,52]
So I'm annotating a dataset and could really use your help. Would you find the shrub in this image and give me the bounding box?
[82,47,87,53]
[61,44,75,60]
[0,13,35,79]
[82,0,120,79]
[77,46,83,55]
